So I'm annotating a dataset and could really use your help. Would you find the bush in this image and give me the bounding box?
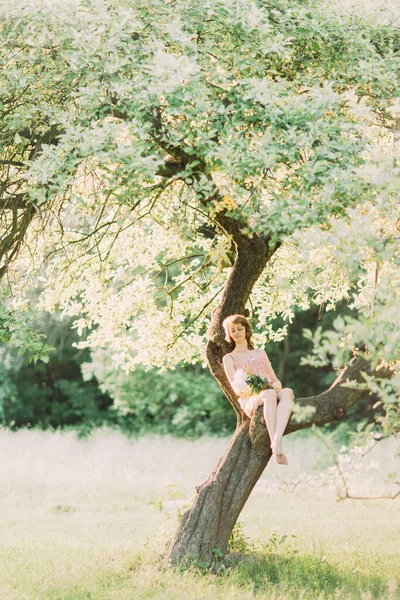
[0,352,113,431]
[101,366,236,438]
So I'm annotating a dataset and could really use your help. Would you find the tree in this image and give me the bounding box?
[1,0,399,565]
[0,312,113,431]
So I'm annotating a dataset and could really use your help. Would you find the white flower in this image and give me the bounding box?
[232,369,251,396]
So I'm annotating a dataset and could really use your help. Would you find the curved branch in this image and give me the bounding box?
[286,356,371,433]
[204,239,278,419]
[0,203,36,279]
[249,355,372,452]
[156,160,187,179]
[0,192,29,209]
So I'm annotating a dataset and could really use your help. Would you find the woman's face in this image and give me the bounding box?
[229,321,247,344]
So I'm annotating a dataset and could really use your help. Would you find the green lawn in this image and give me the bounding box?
[1,429,399,599]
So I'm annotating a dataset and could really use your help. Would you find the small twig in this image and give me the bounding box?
[165,258,211,296]
[312,427,351,497]
[167,286,224,349]
[360,434,387,458]
[343,487,400,501]
[313,428,400,502]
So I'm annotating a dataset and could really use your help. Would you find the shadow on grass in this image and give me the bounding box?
[221,551,394,599]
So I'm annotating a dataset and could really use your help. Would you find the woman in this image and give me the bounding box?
[222,314,294,465]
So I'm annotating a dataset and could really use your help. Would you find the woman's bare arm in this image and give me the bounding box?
[222,354,236,386]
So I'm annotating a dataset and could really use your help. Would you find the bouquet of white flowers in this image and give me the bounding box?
[232,368,273,397]
[232,369,252,397]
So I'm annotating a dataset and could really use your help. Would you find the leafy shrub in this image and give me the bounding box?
[102,366,236,438]
[0,354,113,431]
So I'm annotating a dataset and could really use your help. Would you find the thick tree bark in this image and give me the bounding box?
[205,241,274,417]
[166,164,374,566]
[166,355,370,566]
[166,421,268,565]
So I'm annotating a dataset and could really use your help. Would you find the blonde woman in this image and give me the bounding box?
[222,314,294,465]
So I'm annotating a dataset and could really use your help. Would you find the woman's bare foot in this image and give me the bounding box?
[271,441,288,466]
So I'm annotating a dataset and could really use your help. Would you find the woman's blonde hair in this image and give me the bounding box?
[222,314,254,349]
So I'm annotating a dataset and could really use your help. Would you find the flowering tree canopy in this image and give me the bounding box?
[1,0,399,440]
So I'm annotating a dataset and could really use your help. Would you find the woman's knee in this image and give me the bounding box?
[280,387,294,397]
[279,388,295,405]
[261,389,277,403]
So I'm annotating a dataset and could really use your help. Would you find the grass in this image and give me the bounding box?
[0,428,399,599]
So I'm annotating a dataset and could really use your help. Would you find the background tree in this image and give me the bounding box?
[0,312,113,432]
[1,0,399,565]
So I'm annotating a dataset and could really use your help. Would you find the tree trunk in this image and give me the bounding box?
[166,356,370,566]
[277,333,290,382]
[166,421,270,565]
[165,174,376,566]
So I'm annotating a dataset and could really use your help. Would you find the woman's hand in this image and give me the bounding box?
[242,395,259,418]
[272,380,283,392]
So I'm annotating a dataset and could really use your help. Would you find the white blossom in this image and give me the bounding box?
[231,369,251,396]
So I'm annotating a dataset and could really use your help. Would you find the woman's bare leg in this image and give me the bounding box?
[260,390,277,449]
[272,388,294,465]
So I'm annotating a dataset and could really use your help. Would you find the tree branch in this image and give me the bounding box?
[0,192,30,209]
[248,355,372,453]
[204,234,278,418]
[0,203,36,279]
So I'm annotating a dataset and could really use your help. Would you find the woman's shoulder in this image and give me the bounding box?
[223,352,235,363]
[250,347,264,356]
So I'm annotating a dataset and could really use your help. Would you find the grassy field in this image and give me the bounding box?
[0,428,399,599]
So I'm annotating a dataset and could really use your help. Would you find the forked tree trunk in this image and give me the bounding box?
[166,356,370,566]
[165,173,375,566]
